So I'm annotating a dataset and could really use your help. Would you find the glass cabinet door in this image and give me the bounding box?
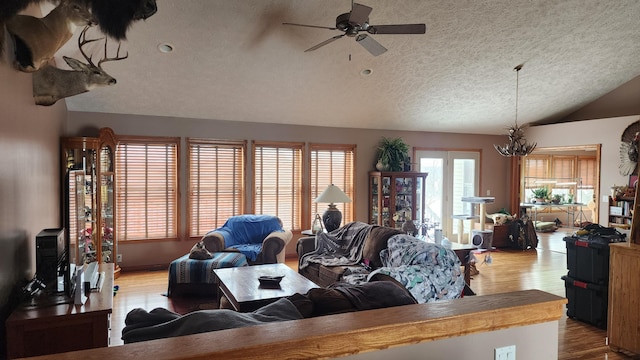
[381,175,391,227]
[96,128,119,277]
[415,176,424,226]
[62,141,97,266]
[98,145,115,264]
[393,176,413,229]
[370,175,380,225]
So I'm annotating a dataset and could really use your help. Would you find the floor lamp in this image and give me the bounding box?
[314,184,351,232]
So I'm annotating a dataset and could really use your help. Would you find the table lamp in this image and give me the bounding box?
[314,184,351,232]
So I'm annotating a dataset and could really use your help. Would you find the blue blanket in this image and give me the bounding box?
[207,214,284,261]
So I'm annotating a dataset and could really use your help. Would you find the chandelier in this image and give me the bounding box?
[494,64,537,157]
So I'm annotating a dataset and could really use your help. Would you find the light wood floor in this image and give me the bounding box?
[110,229,635,359]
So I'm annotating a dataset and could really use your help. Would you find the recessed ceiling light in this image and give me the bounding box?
[158,43,174,53]
[361,68,373,76]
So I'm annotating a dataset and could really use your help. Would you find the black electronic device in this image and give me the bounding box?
[35,228,73,296]
[36,228,65,291]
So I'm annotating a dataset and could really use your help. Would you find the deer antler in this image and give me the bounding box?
[77,25,128,69]
[98,36,129,69]
[77,25,103,67]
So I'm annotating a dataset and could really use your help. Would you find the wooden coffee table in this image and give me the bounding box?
[213,263,319,312]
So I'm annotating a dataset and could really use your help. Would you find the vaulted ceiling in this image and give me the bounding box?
[54,0,640,135]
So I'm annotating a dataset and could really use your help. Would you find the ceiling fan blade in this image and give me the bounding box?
[367,24,426,34]
[355,34,387,56]
[282,22,337,30]
[305,34,345,52]
[349,3,372,25]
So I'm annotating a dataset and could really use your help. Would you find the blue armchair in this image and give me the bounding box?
[199,214,292,265]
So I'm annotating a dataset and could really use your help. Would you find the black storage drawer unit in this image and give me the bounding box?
[562,275,608,329]
[563,236,610,284]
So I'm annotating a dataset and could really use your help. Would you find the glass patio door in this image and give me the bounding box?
[416,150,480,240]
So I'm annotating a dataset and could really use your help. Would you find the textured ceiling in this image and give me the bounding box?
[54,0,640,135]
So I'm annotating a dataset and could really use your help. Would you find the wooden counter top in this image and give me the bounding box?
[25,289,566,360]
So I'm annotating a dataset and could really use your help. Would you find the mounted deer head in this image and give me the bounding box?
[32,26,128,106]
[6,0,96,72]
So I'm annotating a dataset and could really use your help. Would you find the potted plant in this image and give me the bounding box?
[531,187,549,203]
[551,193,563,204]
[376,137,410,172]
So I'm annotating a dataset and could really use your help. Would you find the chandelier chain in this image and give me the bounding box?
[493,63,536,157]
[515,65,520,127]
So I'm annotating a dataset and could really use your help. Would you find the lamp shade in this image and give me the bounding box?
[314,184,352,204]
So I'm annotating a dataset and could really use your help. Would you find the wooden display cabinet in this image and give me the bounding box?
[62,128,120,277]
[369,171,428,230]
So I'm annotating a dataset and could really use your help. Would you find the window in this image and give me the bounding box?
[310,144,355,226]
[416,150,479,238]
[253,141,303,230]
[522,153,597,204]
[187,139,245,238]
[116,137,179,241]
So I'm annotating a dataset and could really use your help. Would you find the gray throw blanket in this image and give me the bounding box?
[121,298,303,344]
[298,221,373,271]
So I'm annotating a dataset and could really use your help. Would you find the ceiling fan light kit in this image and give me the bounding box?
[494,64,537,157]
[283,2,426,57]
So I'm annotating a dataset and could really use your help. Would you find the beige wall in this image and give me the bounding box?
[0,13,67,355]
[66,112,511,269]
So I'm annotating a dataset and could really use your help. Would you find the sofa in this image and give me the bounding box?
[297,222,466,303]
[297,223,403,287]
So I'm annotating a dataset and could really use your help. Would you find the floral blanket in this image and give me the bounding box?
[368,234,464,303]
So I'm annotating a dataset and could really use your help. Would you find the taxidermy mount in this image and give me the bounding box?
[1,0,157,60]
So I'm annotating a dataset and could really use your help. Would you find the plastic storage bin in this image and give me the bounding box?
[562,275,608,329]
[563,236,610,284]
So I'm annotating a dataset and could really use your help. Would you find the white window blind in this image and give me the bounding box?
[188,139,245,237]
[116,138,178,241]
[253,142,303,230]
[310,144,355,225]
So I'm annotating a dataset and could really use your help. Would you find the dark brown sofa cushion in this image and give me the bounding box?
[362,226,403,268]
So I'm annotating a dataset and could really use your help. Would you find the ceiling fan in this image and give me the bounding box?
[283,1,426,56]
